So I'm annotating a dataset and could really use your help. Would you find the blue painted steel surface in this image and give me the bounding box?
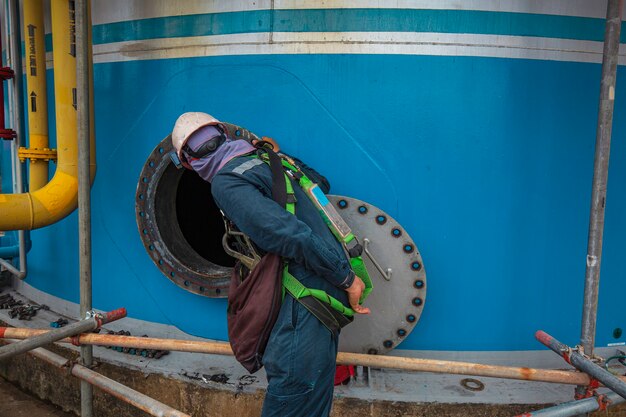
[2,3,626,352]
[0,233,31,259]
[0,141,10,193]
[13,53,626,351]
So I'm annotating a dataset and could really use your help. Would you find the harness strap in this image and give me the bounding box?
[256,147,371,318]
[295,295,353,337]
[282,269,355,317]
[284,173,296,215]
[267,149,288,209]
[350,257,373,302]
[277,156,374,304]
[256,151,296,214]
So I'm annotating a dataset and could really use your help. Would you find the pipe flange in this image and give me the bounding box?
[136,136,232,298]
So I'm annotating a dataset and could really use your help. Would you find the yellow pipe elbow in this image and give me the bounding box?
[0,171,77,230]
[0,0,95,231]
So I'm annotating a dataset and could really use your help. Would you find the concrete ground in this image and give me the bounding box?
[0,376,74,417]
[1,286,626,416]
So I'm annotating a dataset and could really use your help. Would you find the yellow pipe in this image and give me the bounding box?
[0,0,95,231]
[22,0,49,191]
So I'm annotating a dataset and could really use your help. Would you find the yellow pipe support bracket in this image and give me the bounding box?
[17,147,57,162]
[0,0,96,231]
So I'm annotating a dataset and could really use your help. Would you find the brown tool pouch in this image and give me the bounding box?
[227,253,283,374]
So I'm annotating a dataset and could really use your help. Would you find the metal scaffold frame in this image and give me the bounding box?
[0,0,624,416]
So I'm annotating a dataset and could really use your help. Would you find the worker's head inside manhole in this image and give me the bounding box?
[135,136,233,297]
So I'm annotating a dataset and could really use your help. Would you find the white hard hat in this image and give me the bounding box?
[171,112,225,158]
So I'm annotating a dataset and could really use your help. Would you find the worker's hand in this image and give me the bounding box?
[345,276,371,315]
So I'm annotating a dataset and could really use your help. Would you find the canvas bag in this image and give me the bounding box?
[227,253,283,373]
[226,147,289,373]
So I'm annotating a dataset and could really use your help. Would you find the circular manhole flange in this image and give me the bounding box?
[135,136,233,298]
[329,195,427,354]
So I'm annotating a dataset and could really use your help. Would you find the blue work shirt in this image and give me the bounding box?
[211,154,353,304]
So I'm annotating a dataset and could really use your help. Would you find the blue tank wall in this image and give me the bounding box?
[19,54,626,351]
[3,4,626,352]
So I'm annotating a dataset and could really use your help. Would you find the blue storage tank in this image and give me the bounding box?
[2,0,625,383]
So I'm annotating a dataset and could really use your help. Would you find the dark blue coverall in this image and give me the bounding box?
[211,154,354,417]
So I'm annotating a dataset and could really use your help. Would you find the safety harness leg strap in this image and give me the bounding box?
[282,269,356,317]
[295,295,353,337]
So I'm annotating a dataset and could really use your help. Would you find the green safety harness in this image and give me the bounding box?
[223,145,373,334]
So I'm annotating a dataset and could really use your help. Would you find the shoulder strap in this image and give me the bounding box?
[267,149,287,207]
[265,149,296,214]
[260,147,370,316]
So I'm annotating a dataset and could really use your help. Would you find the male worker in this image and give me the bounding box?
[171,112,369,417]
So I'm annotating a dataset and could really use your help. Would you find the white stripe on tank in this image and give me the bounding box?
[71,32,626,66]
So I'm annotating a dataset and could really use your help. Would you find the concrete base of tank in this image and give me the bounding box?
[2,341,626,417]
[0,342,530,417]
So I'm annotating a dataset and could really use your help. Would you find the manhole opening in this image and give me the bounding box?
[154,165,235,269]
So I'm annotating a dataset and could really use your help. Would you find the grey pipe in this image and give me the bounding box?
[76,0,94,416]
[0,314,100,362]
[537,331,626,400]
[0,0,29,278]
[4,0,27,280]
[515,392,623,417]
[0,308,125,362]
[0,258,23,277]
[576,0,624,409]
[579,0,623,356]
[5,342,190,417]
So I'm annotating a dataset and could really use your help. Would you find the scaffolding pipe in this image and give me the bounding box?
[3,327,624,387]
[576,2,624,408]
[4,341,190,417]
[537,331,626,400]
[579,0,623,357]
[0,308,125,362]
[76,0,94,415]
[514,392,623,417]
